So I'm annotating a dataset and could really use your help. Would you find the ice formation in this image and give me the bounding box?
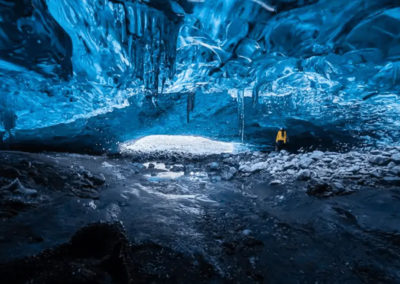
[0,0,400,151]
[119,135,243,155]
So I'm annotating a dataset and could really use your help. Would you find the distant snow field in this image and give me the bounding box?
[119,135,245,155]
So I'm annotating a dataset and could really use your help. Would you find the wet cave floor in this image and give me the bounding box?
[0,149,400,283]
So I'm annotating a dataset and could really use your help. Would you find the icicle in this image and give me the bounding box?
[114,1,181,93]
[237,89,245,142]
[118,4,126,44]
[186,91,195,123]
[252,84,259,106]
[127,34,133,61]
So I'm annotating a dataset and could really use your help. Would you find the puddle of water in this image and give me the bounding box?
[102,161,125,180]
[143,162,185,181]
[146,171,185,181]
[135,183,215,203]
[187,171,208,181]
[143,162,167,170]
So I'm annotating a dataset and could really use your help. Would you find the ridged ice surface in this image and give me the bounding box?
[0,0,400,150]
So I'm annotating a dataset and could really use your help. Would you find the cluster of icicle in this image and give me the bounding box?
[48,0,183,96]
[119,1,181,95]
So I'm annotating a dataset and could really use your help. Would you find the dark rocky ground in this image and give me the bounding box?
[0,149,400,283]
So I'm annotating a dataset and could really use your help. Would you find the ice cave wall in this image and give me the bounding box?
[0,0,187,133]
[174,0,400,147]
[1,0,400,151]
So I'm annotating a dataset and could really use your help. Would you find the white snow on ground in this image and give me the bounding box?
[119,135,245,155]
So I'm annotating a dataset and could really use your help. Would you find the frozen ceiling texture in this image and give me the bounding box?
[0,0,400,152]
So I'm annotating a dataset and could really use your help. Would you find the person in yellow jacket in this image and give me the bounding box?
[275,128,288,151]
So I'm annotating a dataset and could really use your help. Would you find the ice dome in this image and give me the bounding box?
[1,0,400,151]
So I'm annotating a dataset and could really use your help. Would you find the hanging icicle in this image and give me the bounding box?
[237,89,245,142]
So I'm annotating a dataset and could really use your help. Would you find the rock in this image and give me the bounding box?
[1,178,22,192]
[210,175,221,182]
[268,152,278,158]
[349,174,363,180]
[299,157,313,169]
[283,161,297,170]
[344,154,356,160]
[389,166,400,176]
[28,235,44,244]
[242,229,252,236]
[306,180,333,197]
[382,177,400,186]
[348,166,360,173]
[369,155,390,166]
[208,162,220,171]
[0,222,220,283]
[221,167,237,180]
[359,168,370,175]
[269,180,282,186]
[322,157,332,163]
[71,187,99,199]
[184,164,195,174]
[310,151,324,160]
[332,182,345,192]
[1,178,37,196]
[222,241,237,255]
[83,171,105,186]
[370,170,382,178]
[287,169,296,175]
[391,153,400,164]
[17,186,38,197]
[243,236,264,248]
[0,166,21,179]
[132,162,145,171]
[239,162,268,173]
[223,157,235,165]
[171,165,184,172]
[296,169,312,181]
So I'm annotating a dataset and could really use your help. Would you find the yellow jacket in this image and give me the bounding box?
[276,130,287,144]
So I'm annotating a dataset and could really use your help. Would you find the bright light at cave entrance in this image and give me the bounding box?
[119,135,245,155]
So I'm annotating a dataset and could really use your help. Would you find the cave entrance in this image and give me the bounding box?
[119,135,246,155]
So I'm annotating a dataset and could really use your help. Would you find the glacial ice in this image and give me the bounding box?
[0,0,400,151]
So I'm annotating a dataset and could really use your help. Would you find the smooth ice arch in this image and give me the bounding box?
[1,0,400,152]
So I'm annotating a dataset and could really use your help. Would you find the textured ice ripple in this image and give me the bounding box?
[1,0,400,149]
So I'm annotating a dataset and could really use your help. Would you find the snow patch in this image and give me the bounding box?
[120,135,245,155]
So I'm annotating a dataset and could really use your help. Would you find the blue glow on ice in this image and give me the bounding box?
[0,0,400,150]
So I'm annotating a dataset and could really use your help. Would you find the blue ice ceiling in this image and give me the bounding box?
[0,0,400,151]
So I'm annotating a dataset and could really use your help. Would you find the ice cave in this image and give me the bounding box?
[1,0,400,283]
